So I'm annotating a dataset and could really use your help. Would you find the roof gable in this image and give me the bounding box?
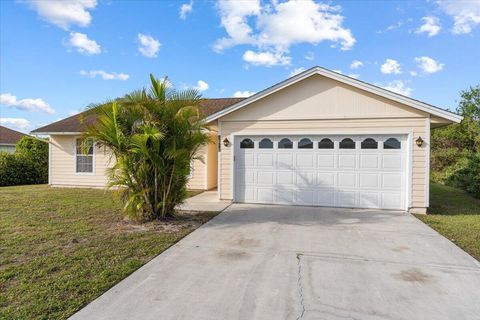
[206,66,462,123]
[220,74,427,122]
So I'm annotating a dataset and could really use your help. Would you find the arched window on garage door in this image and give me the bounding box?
[339,138,356,149]
[361,138,378,149]
[259,138,273,149]
[298,138,313,149]
[318,138,334,149]
[384,138,401,149]
[240,138,254,148]
[278,138,293,149]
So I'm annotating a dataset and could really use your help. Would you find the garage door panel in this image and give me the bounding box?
[360,192,380,208]
[336,191,356,207]
[382,174,402,189]
[296,154,314,168]
[277,153,294,168]
[338,173,356,188]
[257,188,274,202]
[257,153,274,167]
[338,154,356,169]
[296,171,315,186]
[382,193,402,209]
[235,135,406,210]
[275,189,295,203]
[359,154,379,169]
[257,171,274,185]
[382,155,402,169]
[317,172,335,187]
[317,155,335,168]
[318,190,335,206]
[296,189,315,205]
[359,173,379,188]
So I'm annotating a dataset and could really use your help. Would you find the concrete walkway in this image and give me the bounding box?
[177,190,231,212]
[70,204,480,320]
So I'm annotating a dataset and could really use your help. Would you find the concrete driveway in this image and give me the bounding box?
[71,204,480,320]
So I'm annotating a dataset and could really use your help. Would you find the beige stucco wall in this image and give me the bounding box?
[217,74,430,210]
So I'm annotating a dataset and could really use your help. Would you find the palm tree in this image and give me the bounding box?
[84,74,210,221]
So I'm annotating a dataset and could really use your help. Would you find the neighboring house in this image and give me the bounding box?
[32,66,462,214]
[0,125,27,153]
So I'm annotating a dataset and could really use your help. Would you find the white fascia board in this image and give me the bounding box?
[205,66,463,124]
[30,132,83,136]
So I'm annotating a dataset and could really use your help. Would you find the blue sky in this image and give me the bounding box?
[1,0,479,133]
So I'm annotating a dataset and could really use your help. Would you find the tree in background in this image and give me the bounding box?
[84,74,210,221]
[431,85,480,198]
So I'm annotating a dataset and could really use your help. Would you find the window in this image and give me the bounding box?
[259,138,273,149]
[339,138,355,149]
[240,138,254,149]
[278,138,293,149]
[76,138,94,173]
[298,138,313,149]
[361,138,378,149]
[318,138,334,149]
[384,138,401,149]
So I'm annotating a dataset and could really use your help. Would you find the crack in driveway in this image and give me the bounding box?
[295,253,306,320]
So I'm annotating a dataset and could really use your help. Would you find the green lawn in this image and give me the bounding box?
[416,183,480,261]
[0,185,212,320]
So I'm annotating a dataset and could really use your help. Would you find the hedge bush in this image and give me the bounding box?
[0,136,48,186]
[447,153,480,198]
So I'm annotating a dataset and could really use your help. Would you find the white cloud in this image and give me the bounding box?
[332,69,342,74]
[376,20,405,34]
[383,80,413,96]
[409,70,418,76]
[0,93,55,114]
[381,59,402,74]
[347,73,359,79]
[233,90,255,97]
[304,51,315,61]
[438,1,480,34]
[24,0,97,29]
[179,1,193,19]
[194,80,209,92]
[67,32,101,55]
[214,0,355,66]
[137,33,161,58]
[243,50,291,67]
[350,60,363,69]
[289,67,306,77]
[416,16,441,37]
[80,70,129,80]
[414,56,444,74]
[0,118,31,130]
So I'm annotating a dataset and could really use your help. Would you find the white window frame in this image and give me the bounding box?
[74,138,95,175]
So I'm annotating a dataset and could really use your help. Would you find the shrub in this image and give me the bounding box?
[447,153,480,198]
[0,137,48,186]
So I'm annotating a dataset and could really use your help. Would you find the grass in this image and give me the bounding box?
[415,182,480,261]
[0,185,214,320]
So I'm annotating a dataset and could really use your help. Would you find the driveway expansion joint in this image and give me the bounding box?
[295,253,306,320]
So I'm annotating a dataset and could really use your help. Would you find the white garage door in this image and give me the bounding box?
[234,135,407,210]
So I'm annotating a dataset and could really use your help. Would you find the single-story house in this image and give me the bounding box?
[0,125,27,153]
[32,66,462,214]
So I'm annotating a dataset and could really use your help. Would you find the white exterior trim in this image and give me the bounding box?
[73,138,96,176]
[206,66,462,124]
[48,137,52,185]
[425,117,431,207]
[406,131,413,209]
[218,121,222,199]
[32,132,83,135]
